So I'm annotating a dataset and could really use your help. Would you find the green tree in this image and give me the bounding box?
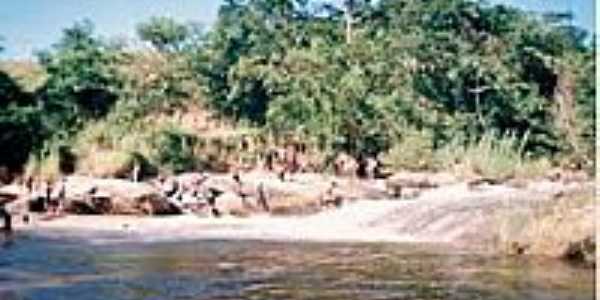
[136,16,190,52]
[38,20,121,135]
[0,44,43,171]
[193,0,594,163]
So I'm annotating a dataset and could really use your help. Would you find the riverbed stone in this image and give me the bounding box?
[62,176,180,215]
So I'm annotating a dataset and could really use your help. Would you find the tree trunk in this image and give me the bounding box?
[344,0,354,44]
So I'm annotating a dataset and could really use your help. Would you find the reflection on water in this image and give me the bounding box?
[0,234,594,300]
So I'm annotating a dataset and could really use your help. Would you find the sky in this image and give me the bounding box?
[0,0,595,59]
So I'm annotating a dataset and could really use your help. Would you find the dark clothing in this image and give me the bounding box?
[0,207,11,232]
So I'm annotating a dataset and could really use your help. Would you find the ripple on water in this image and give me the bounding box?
[0,236,594,300]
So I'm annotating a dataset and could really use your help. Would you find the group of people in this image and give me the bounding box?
[263,142,381,181]
[25,177,67,218]
[157,169,273,217]
[5,141,381,222]
[263,143,311,182]
[157,173,216,215]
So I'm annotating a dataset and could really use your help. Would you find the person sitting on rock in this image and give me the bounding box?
[320,181,343,208]
[204,187,223,218]
[160,176,180,199]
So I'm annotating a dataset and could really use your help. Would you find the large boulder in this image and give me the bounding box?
[0,184,24,205]
[203,175,239,194]
[213,192,255,217]
[173,172,208,191]
[62,176,179,215]
[243,173,326,215]
[202,172,327,216]
[0,184,29,217]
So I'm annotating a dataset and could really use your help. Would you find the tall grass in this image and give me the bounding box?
[437,131,527,179]
[382,130,552,179]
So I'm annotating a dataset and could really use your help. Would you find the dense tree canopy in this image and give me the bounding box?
[137,16,191,52]
[194,0,595,159]
[37,20,121,133]
[0,0,595,176]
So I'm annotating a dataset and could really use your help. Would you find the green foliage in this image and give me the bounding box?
[380,130,436,171]
[38,20,121,135]
[194,0,594,166]
[382,130,552,179]
[1,1,595,177]
[150,128,199,174]
[136,17,190,52]
[0,68,44,171]
[436,131,530,179]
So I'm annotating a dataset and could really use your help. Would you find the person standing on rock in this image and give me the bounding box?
[160,176,179,199]
[296,143,310,173]
[0,205,11,232]
[232,172,251,209]
[278,143,299,182]
[44,180,53,214]
[55,177,67,216]
[25,176,34,194]
[358,155,379,179]
[257,182,269,212]
[131,161,141,183]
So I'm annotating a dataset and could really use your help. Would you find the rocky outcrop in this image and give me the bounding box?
[564,236,595,268]
[202,173,325,216]
[61,176,180,215]
[385,172,456,198]
[0,184,23,205]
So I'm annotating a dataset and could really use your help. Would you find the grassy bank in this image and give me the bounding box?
[492,190,595,266]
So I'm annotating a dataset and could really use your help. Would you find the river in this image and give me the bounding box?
[0,233,594,300]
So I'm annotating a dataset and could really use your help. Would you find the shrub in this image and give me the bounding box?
[25,148,61,182]
[150,128,199,174]
[380,129,437,171]
[76,149,154,179]
[435,131,552,179]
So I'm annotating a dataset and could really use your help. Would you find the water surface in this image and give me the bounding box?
[0,234,594,300]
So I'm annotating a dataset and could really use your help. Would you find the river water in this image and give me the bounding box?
[0,233,594,300]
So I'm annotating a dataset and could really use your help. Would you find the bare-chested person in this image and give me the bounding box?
[320,181,343,208]
[295,143,310,173]
[277,143,300,182]
[358,155,379,179]
[334,152,358,177]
